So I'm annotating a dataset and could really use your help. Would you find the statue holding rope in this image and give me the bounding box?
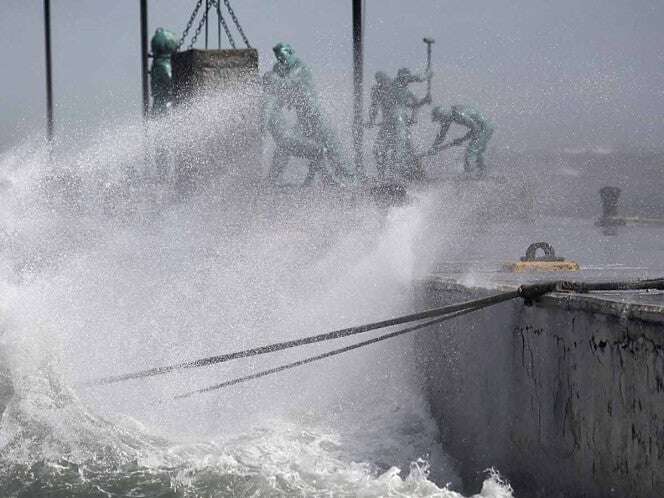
[270,42,354,186]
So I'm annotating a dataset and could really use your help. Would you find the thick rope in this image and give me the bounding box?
[173,307,477,400]
[88,278,664,388]
[517,278,664,303]
[563,278,664,292]
[89,290,519,386]
[171,277,664,400]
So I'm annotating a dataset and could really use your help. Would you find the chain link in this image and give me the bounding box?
[178,0,250,50]
[211,0,236,49]
[177,0,204,49]
[187,0,214,50]
[222,0,251,48]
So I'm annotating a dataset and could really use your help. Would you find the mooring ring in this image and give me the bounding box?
[521,242,564,262]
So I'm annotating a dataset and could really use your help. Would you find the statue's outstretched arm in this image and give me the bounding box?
[405,91,430,109]
[431,121,451,151]
[409,69,433,83]
[449,128,474,147]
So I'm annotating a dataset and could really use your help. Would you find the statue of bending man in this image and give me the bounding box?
[428,105,494,178]
[272,42,354,185]
[262,70,328,184]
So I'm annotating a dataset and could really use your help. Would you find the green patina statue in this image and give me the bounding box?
[366,68,431,181]
[366,71,395,178]
[271,42,353,186]
[261,70,328,184]
[429,105,494,178]
[150,28,178,115]
[388,67,431,181]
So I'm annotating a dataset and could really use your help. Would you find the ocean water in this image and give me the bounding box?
[0,91,513,497]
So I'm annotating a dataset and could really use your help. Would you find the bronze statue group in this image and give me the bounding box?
[264,43,494,186]
[149,29,494,187]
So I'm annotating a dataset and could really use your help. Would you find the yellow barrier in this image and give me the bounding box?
[503,260,580,273]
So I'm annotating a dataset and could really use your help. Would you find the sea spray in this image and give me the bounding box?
[0,88,513,497]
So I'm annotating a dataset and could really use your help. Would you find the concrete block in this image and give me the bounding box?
[170,49,262,187]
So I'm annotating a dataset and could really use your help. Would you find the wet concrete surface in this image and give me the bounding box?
[428,215,664,310]
[417,215,664,497]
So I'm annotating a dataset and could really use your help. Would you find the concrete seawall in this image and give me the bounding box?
[415,278,664,497]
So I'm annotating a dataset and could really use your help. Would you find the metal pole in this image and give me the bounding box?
[205,0,209,49]
[217,2,221,49]
[423,37,435,101]
[140,0,149,120]
[352,0,365,177]
[43,0,54,144]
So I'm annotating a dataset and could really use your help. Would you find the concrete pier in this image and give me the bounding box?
[415,276,664,497]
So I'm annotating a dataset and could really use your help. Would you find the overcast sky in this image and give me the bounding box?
[2,0,664,152]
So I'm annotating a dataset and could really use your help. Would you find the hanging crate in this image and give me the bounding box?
[172,48,258,99]
[171,48,261,187]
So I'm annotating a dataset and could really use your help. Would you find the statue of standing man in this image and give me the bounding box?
[386,68,431,181]
[261,70,327,184]
[150,28,178,116]
[366,71,396,179]
[148,28,179,183]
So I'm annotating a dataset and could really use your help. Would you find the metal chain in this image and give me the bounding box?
[187,0,214,50]
[211,0,236,49]
[177,0,204,49]
[222,0,251,48]
[178,0,250,50]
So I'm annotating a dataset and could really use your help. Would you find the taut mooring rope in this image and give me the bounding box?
[88,278,664,391]
[89,290,520,386]
[173,307,478,400]
[171,277,664,399]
